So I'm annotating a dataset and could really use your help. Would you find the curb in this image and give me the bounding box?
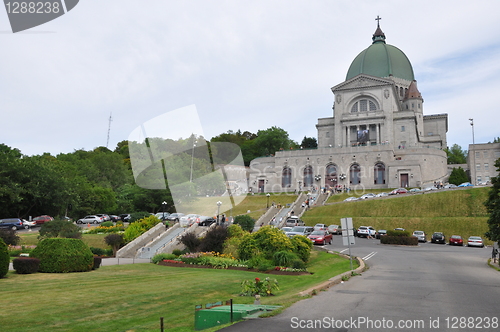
[298,251,365,297]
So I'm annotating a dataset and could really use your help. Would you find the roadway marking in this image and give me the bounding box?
[339,249,349,253]
[362,251,377,260]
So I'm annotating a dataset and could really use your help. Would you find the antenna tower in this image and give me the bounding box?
[106,112,113,148]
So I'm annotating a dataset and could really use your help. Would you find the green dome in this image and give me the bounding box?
[346,26,415,81]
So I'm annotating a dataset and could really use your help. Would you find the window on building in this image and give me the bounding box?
[374,163,385,185]
[475,151,480,158]
[350,164,361,185]
[495,151,500,158]
[476,163,481,171]
[351,98,379,113]
[303,166,313,188]
[325,164,337,188]
[326,131,330,138]
[282,167,292,188]
[484,163,489,171]
[401,126,405,132]
[428,132,433,136]
[484,151,488,158]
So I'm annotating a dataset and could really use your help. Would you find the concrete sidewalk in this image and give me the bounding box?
[9,257,151,271]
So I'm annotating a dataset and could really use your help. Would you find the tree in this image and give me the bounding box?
[233,215,255,232]
[0,229,20,246]
[38,219,82,239]
[448,167,469,185]
[104,233,124,257]
[300,136,318,149]
[0,238,9,278]
[485,159,500,246]
[253,127,295,156]
[445,144,467,164]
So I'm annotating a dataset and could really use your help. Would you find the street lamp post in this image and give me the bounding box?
[469,118,475,184]
[216,201,222,225]
[161,201,167,225]
[189,135,197,183]
[266,193,271,209]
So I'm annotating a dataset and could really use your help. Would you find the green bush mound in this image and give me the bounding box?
[0,238,9,278]
[30,238,94,273]
[93,256,102,270]
[381,235,418,246]
[123,215,161,242]
[12,257,40,274]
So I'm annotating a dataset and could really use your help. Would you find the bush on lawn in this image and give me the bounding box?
[0,228,20,246]
[238,226,294,261]
[0,238,9,278]
[273,251,300,267]
[123,215,161,243]
[13,257,40,274]
[290,235,313,263]
[38,219,82,239]
[178,232,201,252]
[152,253,177,264]
[100,221,113,227]
[198,226,229,253]
[30,238,94,273]
[386,229,411,237]
[93,256,102,270]
[233,215,255,232]
[381,235,418,246]
[104,233,124,256]
[128,211,152,223]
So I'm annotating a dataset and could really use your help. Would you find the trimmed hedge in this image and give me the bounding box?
[0,238,9,278]
[12,257,40,274]
[381,235,418,246]
[93,256,102,270]
[30,238,94,273]
[386,230,411,237]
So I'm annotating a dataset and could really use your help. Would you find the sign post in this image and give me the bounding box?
[341,217,355,271]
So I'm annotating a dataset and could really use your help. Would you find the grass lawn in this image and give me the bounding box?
[18,233,109,249]
[0,250,354,332]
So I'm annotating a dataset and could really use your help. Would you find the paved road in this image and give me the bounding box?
[221,237,499,332]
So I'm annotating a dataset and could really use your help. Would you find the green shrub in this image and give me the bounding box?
[171,249,185,256]
[381,235,418,245]
[129,211,152,223]
[9,249,22,257]
[12,257,40,274]
[198,226,229,253]
[386,230,411,237]
[240,277,279,296]
[273,251,300,267]
[123,215,161,243]
[100,221,114,227]
[290,235,313,262]
[246,255,271,269]
[178,232,201,252]
[223,236,243,259]
[30,238,94,273]
[0,238,9,278]
[104,233,124,256]
[39,219,82,239]
[0,229,20,246]
[291,259,306,270]
[227,224,246,238]
[152,253,177,264]
[90,247,107,256]
[233,215,255,232]
[238,226,293,261]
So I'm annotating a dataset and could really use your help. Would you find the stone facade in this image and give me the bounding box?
[468,142,500,184]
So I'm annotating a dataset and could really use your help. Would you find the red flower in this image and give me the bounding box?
[255,277,260,282]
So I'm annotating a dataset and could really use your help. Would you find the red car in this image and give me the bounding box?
[307,230,333,245]
[33,215,54,225]
[389,188,408,195]
[449,235,463,246]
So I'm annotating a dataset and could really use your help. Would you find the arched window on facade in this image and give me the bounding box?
[350,164,361,185]
[303,165,313,188]
[325,164,338,189]
[374,162,386,185]
[350,97,379,113]
[282,167,292,188]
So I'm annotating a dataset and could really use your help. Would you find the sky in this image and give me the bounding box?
[1,0,499,156]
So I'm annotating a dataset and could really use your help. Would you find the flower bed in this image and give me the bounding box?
[157,260,310,275]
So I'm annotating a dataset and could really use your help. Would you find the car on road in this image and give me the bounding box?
[119,214,131,222]
[285,216,305,227]
[76,215,104,224]
[22,219,37,229]
[328,224,341,235]
[449,235,464,246]
[375,192,389,198]
[431,232,446,244]
[375,229,387,239]
[467,236,484,248]
[409,188,422,193]
[166,213,185,222]
[344,196,358,202]
[359,193,376,199]
[281,226,293,233]
[307,230,333,245]
[0,218,24,230]
[95,214,110,221]
[412,230,427,242]
[357,226,375,238]
[198,216,216,226]
[155,212,171,221]
[313,223,327,231]
[285,226,314,238]
[33,215,53,225]
[179,214,201,227]
[458,182,473,187]
[389,188,408,195]
[444,184,457,189]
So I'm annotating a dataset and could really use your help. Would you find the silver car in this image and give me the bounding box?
[467,236,484,248]
[286,226,314,238]
[76,215,103,224]
[412,230,427,242]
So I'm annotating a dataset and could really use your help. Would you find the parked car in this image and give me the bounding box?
[423,186,438,191]
[95,214,110,221]
[313,223,327,231]
[285,216,304,227]
[33,215,53,225]
[22,219,37,229]
[155,212,171,221]
[375,229,387,239]
[449,235,464,246]
[444,184,457,189]
[357,226,375,238]
[328,224,341,235]
[285,226,314,238]
[119,214,131,222]
[344,196,358,202]
[166,213,185,222]
[431,232,446,244]
[409,188,422,193]
[0,218,24,230]
[467,236,484,248]
[76,215,103,224]
[458,182,473,187]
[198,216,216,226]
[359,193,376,199]
[389,188,408,195]
[307,230,333,245]
[375,192,389,197]
[108,215,120,222]
[179,214,200,227]
[412,230,427,242]
[281,226,293,233]
[394,227,406,231]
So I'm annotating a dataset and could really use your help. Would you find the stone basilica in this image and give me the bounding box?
[248,21,448,193]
